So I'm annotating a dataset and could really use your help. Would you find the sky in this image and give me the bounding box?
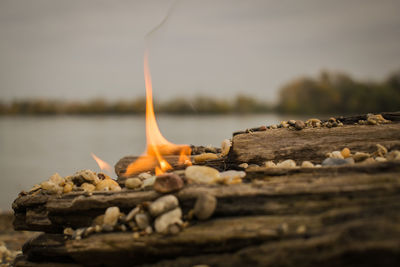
[0,0,399,103]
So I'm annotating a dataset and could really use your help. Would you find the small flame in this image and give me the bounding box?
[125,50,191,177]
[91,153,113,174]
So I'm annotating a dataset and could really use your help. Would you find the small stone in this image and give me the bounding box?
[294,120,305,130]
[329,151,344,159]
[81,182,95,192]
[148,195,179,217]
[63,227,74,236]
[238,163,249,169]
[185,166,220,184]
[296,225,307,234]
[84,226,95,237]
[135,213,151,230]
[328,117,336,123]
[306,118,321,127]
[145,226,153,235]
[138,172,153,180]
[97,172,111,180]
[167,223,181,235]
[375,157,387,162]
[92,215,104,226]
[154,208,183,234]
[341,147,351,158]
[193,153,219,163]
[63,183,73,194]
[49,173,64,185]
[95,179,121,191]
[271,124,278,129]
[322,157,354,166]
[127,221,137,231]
[125,178,143,189]
[353,152,370,162]
[125,206,140,222]
[194,193,217,220]
[103,207,120,228]
[73,228,85,240]
[301,161,314,168]
[218,170,246,184]
[41,181,63,194]
[69,169,100,186]
[375,144,388,157]
[141,176,156,188]
[132,232,140,239]
[94,225,102,232]
[276,159,296,168]
[288,119,296,126]
[387,150,400,161]
[277,222,289,235]
[220,139,232,157]
[153,173,184,193]
[360,157,376,164]
[281,121,289,128]
[264,161,276,168]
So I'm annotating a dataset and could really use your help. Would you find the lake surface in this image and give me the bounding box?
[0,114,293,210]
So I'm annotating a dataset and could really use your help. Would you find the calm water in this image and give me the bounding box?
[0,114,290,210]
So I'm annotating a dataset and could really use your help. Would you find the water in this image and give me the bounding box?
[0,114,288,210]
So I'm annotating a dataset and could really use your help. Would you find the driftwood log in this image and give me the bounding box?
[12,112,400,266]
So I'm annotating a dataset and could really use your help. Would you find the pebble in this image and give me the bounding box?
[301,161,314,168]
[92,215,104,226]
[41,181,63,194]
[276,159,296,168]
[49,173,64,185]
[81,183,96,192]
[148,195,179,217]
[375,157,387,162]
[387,150,400,161]
[220,139,232,157]
[306,118,321,127]
[281,121,289,128]
[294,120,305,130]
[185,166,220,184]
[153,173,184,193]
[103,207,120,228]
[194,193,217,220]
[125,206,140,222]
[154,208,183,234]
[63,227,74,236]
[353,152,371,162]
[322,157,354,166]
[69,169,100,185]
[238,163,249,169]
[328,151,344,159]
[125,178,143,189]
[264,161,276,168]
[141,176,156,188]
[296,225,307,235]
[95,179,121,191]
[218,170,246,184]
[193,153,219,163]
[135,213,151,230]
[341,147,351,158]
[361,158,376,164]
[270,124,278,129]
[145,226,153,235]
[375,144,388,157]
[63,183,73,194]
[167,224,181,235]
[138,172,153,180]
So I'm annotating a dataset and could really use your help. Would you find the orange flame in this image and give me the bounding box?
[124,50,191,177]
[91,152,113,174]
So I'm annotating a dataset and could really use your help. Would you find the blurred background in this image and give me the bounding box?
[1,0,400,209]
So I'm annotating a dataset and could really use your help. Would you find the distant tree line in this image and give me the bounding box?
[277,70,400,114]
[1,70,399,115]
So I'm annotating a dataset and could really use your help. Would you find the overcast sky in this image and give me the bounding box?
[0,0,399,102]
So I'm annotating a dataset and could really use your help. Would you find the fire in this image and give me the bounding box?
[91,152,113,174]
[124,50,192,177]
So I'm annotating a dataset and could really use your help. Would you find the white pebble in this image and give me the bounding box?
[220,139,232,157]
[264,161,276,168]
[277,160,296,168]
[185,166,220,184]
[301,161,314,168]
[154,208,182,234]
[103,207,120,227]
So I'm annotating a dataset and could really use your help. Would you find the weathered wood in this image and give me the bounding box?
[231,123,400,165]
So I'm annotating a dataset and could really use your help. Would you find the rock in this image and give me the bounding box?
[142,176,156,188]
[92,215,104,226]
[218,170,245,184]
[167,224,181,235]
[322,157,354,166]
[63,227,74,236]
[367,113,390,125]
[49,173,64,185]
[153,173,184,193]
[63,182,73,194]
[306,118,321,127]
[68,169,100,186]
[135,213,151,230]
[145,226,153,235]
[125,178,143,189]
[375,157,387,162]
[138,172,153,180]
[327,151,344,159]
[125,206,140,222]
[301,161,314,168]
[288,120,296,126]
[95,179,121,191]
[238,163,249,169]
[296,225,307,235]
[194,193,217,220]
[103,207,120,228]
[353,152,371,162]
[97,172,111,180]
[41,181,63,194]
[361,158,376,164]
[154,208,182,234]
[387,150,400,161]
[220,139,232,156]
[193,153,219,163]
[264,161,276,168]
[185,165,220,184]
[81,183,95,192]
[148,195,179,217]
[276,159,296,168]
[341,147,351,158]
[375,144,388,157]
[294,120,305,130]
[281,121,289,128]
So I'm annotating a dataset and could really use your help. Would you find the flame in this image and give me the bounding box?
[124,50,191,177]
[91,152,113,173]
